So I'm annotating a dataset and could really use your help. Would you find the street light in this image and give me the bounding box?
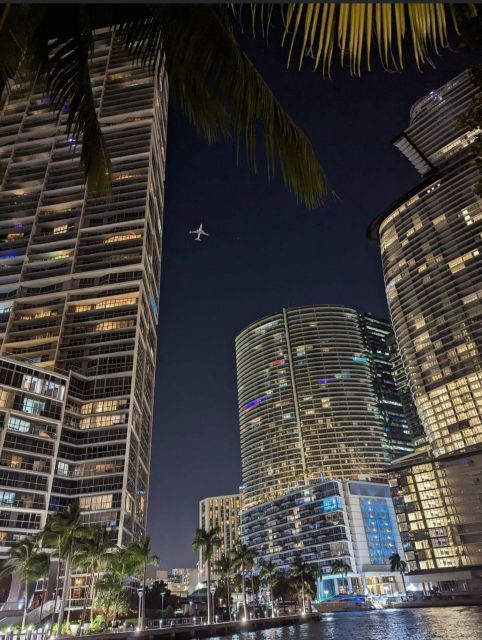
[136,587,144,631]
[210,584,216,624]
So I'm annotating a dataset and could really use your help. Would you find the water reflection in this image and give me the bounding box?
[207,608,482,640]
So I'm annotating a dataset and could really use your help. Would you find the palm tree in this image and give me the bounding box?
[230,542,256,620]
[258,560,280,618]
[389,552,408,594]
[215,553,235,621]
[43,501,91,635]
[74,526,114,631]
[192,527,221,624]
[0,5,473,208]
[0,538,50,630]
[290,556,313,613]
[330,559,351,578]
[93,546,137,626]
[94,571,130,624]
[125,537,159,630]
[330,559,352,596]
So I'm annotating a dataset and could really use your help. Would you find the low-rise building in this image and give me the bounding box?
[241,478,405,596]
[167,568,194,596]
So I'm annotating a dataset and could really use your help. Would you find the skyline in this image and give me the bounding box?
[152,32,478,566]
[0,6,480,632]
[0,9,477,571]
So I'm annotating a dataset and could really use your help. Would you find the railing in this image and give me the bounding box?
[145,617,207,629]
[0,618,209,640]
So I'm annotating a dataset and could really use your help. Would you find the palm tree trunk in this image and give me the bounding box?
[270,585,274,618]
[54,552,61,621]
[91,571,99,623]
[206,561,212,624]
[401,571,406,594]
[301,580,305,613]
[79,566,94,636]
[241,572,247,619]
[226,576,231,621]
[250,573,255,616]
[57,547,72,635]
[22,578,28,630]
[39,574,47,625]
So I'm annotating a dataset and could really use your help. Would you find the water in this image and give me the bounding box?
[207,608,482,640]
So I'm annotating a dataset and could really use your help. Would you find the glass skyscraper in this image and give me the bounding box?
[0,28,167,554]
[369,68,481,457]
[235,305,412,510]
[370,69,482,592]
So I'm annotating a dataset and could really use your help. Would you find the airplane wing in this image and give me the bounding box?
[200,229,209,237]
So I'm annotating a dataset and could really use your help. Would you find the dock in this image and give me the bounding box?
[75,613,320,640]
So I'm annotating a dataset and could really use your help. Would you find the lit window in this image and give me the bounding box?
[22,397,45,415]
[57,462,69,476]
[53,225,68,235]
[0,491,15,505]
[22,375,43,395]
[104,232,142,244]
[8,416,31,433]
[79,494,113,511]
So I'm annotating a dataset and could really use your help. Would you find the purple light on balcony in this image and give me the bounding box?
[242,395,269,411]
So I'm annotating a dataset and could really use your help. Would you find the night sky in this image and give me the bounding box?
[147,27,476,568]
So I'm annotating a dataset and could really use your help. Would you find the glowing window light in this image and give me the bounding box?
[353,356,369,364]
[316,379,337,384]
[242,395,269,411]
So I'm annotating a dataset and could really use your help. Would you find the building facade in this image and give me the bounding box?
[0,28,167,554]
[240,479,404,596]
[388,335,426,445]
[166,568,195,597]
[199,494,241,579]
[388,446,482,592]
[360,314,413,459]
[236,306,411,510]
[369,69,481,457]
[0,356,68,552]
[370,69,482,593]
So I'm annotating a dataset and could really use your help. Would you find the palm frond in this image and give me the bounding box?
[249,3,477,77]
[0,4,41,87]
[20,6,111,196]
[116,5,327,208]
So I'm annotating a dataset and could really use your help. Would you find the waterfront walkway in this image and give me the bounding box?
[77,613,320,640]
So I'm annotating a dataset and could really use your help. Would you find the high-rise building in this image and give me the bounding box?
[235,305,411,510]
[0,28,167,554]
[198,494,241,579]
[388,335,425,445]
[370,69,482,593]
[369,69,481,457]
[241,478,405,596]
[360,314,413,459]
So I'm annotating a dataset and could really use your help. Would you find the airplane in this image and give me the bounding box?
[189,224,209,241]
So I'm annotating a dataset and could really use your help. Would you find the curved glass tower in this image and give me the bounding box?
[369,69,481,457]
[236,305,394,509]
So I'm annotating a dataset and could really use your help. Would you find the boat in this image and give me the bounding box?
[313,594,379,612]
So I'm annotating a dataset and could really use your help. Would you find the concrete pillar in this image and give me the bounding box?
[361,573,367,595]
